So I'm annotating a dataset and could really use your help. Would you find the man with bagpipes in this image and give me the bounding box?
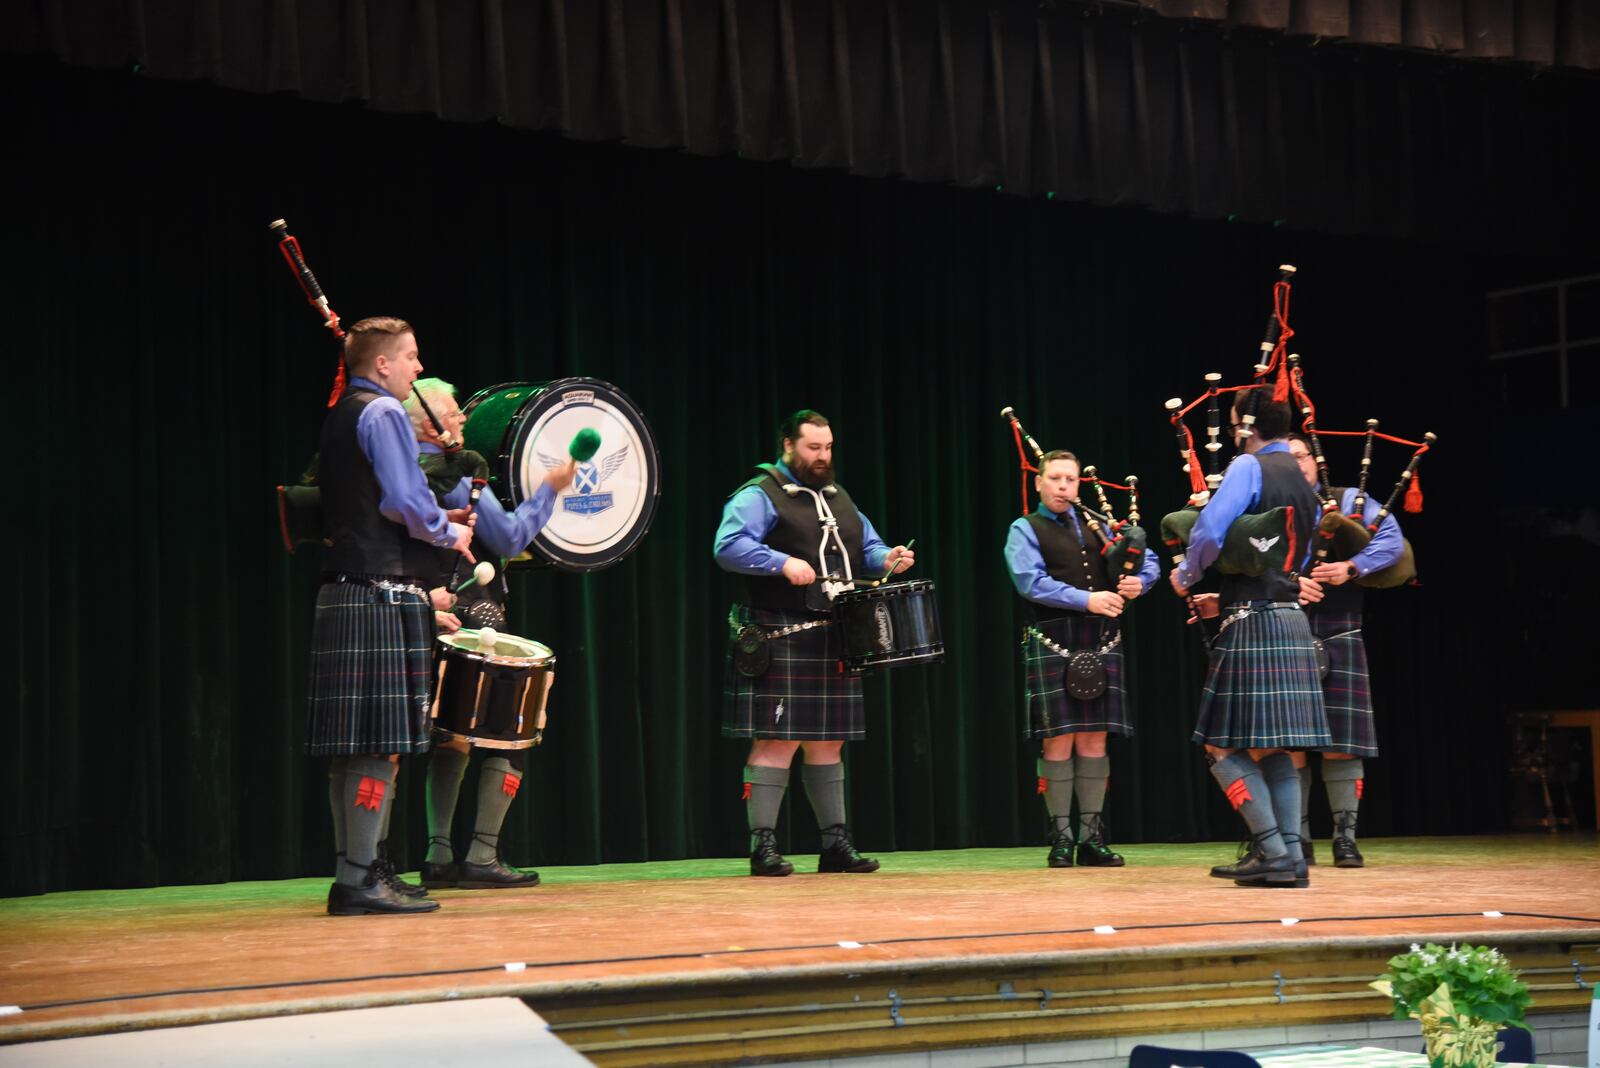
[1003,437,1158,869]
[402,379,577,890]
[304,318,478,915]
[1169,393,1331,888]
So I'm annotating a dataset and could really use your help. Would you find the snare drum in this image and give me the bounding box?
[461,378,661,573]
[832,580,945,674]
[431,630,556,749]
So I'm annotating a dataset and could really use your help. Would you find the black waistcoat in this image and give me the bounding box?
[736,464,866,614]
[1219,448,1321,605]
[1022,508,1109,623]
[318,387,441,580]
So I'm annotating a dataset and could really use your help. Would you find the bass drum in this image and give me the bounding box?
[462,378,661,573]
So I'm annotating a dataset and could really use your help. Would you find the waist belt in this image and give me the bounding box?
[1217,600,1301,635]
[729,608,832,641]
[323,572,429,601]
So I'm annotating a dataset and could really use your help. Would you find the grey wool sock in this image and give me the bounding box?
[1323,758,1365,839]
[1074,755,1111,842]
[425,747,471,864]
[1298,762,1313,841]
[1038,757,1075,839]
[802,761,848,849]
[339,756,397,886]
[466,756,522,865]
[745,764,790,851]
[1260,753,1304,864]
[328,757,349,871]
[1207,752,1287,860]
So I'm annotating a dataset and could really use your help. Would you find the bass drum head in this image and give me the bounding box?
[462,378,661,573]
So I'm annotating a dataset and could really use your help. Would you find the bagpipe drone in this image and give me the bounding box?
[1160,265,1435,588]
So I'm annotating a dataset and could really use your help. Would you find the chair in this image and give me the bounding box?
[1495,1027,1534,1064]
[1128,1045,1264,1068]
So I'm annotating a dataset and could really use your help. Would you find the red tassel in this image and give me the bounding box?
[326,359,347,408]
[741,781,752,801]
[1403,471,1423,513]
[1271,363,1291,403]
[501,772,522,798]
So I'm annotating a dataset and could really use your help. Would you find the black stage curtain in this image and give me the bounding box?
[2,57,1590,896]
[5,1,1598,253]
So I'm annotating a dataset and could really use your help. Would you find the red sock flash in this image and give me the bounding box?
[1356,778,1365,800]
[1037,777,1048,795]
[741,781,752,801]
[1224,780,1253,810]
[354,776,386,811]
[501,772,522,798]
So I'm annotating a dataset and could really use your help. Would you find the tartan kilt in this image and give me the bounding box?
[1021,615,1133,739]
[722,604,865,741]
[1192,603,1331,750]
[1308,609,1379,756]
[305,582,436,756]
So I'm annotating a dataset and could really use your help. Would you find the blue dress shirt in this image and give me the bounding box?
[350,376,460,549]
[424,442,558,560]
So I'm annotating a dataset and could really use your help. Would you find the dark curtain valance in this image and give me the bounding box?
[1134,0,1598,70]
[7,1,1598,251]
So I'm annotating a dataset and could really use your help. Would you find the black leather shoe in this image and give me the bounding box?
[1302,838,1317,866]
[750,827,793,877]
[421,837,458,888]
[1229,851,1298,885]
[1047,826,1074,869]
[457,856,540,888]
[327,866,440,915]
[372,846,428,899]
[1075,814,1125,867]
[1210,840,1258,879]
[817,825,880,873]
[1332,812,1364,867]
[1238,856,1309,888]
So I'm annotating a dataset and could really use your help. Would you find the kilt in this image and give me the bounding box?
[722,604,865,740]
[1191,602,1331,750]
[1020,615,1133,739]
[305,581,436,756]
[1308,608,1379,756]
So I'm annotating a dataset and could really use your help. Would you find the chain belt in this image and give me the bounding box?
[729,609,832,641]
[1026,625,1122,658]
[1217,600,1301,636]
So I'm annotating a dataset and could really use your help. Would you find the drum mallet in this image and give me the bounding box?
[454,561,496,595]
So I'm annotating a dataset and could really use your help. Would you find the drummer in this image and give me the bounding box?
[714,410,914,877]
[403,379,576,890]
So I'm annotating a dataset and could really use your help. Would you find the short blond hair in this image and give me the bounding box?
[344,316,413,373]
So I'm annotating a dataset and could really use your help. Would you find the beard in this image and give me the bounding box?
[787,454,834,488]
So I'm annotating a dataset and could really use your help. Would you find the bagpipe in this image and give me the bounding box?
[1160,265,1435,587]
[270,218,478,553]
[1001,407,1148,586]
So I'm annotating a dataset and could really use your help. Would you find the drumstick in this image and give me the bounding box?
[881,538,916,581]
[454,560,496,595]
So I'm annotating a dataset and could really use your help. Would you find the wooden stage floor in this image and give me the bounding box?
[3,836,1597,1063]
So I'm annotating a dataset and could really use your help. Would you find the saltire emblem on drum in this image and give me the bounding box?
[541,446,630,517]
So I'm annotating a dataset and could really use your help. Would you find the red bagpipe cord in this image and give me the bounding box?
[1267,280,1294,402]
[1012,423,1039,516]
